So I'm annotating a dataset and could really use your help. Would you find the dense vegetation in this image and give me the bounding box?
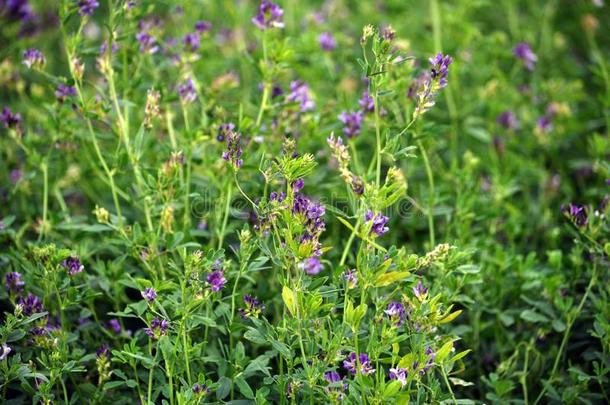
[1,0,609,403]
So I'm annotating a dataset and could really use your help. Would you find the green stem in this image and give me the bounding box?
[38,161,49,241]
[218,181,233,249]
[441,366,457,404]
[416,137,436,246]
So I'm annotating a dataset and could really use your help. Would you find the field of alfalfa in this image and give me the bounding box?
[1,0,609,403]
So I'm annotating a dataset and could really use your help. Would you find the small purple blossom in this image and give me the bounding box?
[496,111,519,130]
[429,52,453,89]
[55,84,77,102]
[536,115,553,133]
[339,111,364,138]
[384,301,407,327]
[22,48,45,69]
[192,383,211,395]
[292,193,326,239]
[513,42,537,71]
[413,53,452,118]
[413,280,428,301]
[299,257,323,275]
[207,269,226,292]
[135,31,159,54]
[287,81,315,112]
[99,41,119,55]
[359,91,374,113]
[76,0,99,16]
[10,169,23,185]
[365,210,389,237]
[144,317,169,338]
[141,287,157,302]
[562,204,588,227]
[217,123,235,142]
[178,79,197,103]
[343,352,375,375]
[222,129,243,170]
[0,344,11,361]
[292,178,304,192]
[195,21,212,33]
[343,269,358,289]
[18,293,44,316]
[96,344,110,359]
[62,256,84,275]
[239,294,264,319]
[323,371,347,400]
[108,318,121,334]
[252,1,284,30]
[421,346,436,374]
[389,367,407,386]
[183,32,200,52]
[318,32,336,51]
[5,272,25,294]
[1,107,22,129]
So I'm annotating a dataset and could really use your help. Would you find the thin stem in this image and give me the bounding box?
[374,86,382,186]
[218,181,233,249]
[38,161,49,241]
[416,137,436,246]
[440,366,457,404]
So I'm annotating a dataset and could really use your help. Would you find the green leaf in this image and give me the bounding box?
[374,271,410,287]
[216,376,232,400]
[281,286,297,315]
[520,310,550,323]
[235,377,255,399]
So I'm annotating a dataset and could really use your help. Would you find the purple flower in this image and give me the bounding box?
[10,169,23,185]
[0,344,11,361]
[1,107,22,129]
[299,257,323,275]
[421,346,436,374]
[62,256,84,275]
[55,84,76,102]
[318,32,336,51]
[342,269,358,289]
[536,115,553,133]
[323,371,346,400]
[5,272,25,294]
[389,367,407,386]
[96,344,110,359]
[207,269,226,292]
[22,48,45,69]
[141,287,157,302]
[413,280,428,301]
[339,111,364,138]
[429,52,453,89]
[217,122,235,142]
[99,41,119,55]
[562,204,588,227]
[192,383,210,395]
[195,21,212,33]
[343,352,375,375]
[222,129,243,170]
[178,79,197,103]
[183,32,200,52]
[108,318,121,334]
[287,80,315,112]
[292,178,304,192]
[239,294,264,319]
[324,371,342,383]
[365,211,389,237]
[359,91,374,113]
[496,111,519,130]
[76,0,99,16]
[1,0,36,27]
[384,301,407,327]
[135,31,158,54]
[513,42,537,71]
[251,1,284,30]
[292,193,326,240]
[18,293,44,316]
[144,317,169,338]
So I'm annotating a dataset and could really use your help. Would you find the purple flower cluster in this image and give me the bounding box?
[343,352,375,375]
[135,18,161,55]
[62,256,84,276]
[389,367,407,386]
[365,210,389,237]
[221,129,243,169]
[55,84,77,102]
[343,269,358,288]
[0,0,37,33]
[217,122,235,142]
[239,294,264,319]
[207,269,226,292]
[18,293,44,316]
[178,79,197,103]
[5,272,25,294]
[287,81,315,112]
[96,344,110,359]
[413,280,428,301]
[141,287,157,302]
[496,111,519,130]
[144,317,169,338]
[338,111,364,138]
[0,344,11,361]
[251,1,284,30]
[1,107,22,129]
[299,256,323,275]
[413,53,453,118]
[22,48,45,69]
[77,0,99,17]
[292,193,326,240]
[429,52,453,89]
[192,383,211,395]
[323,371,347,400]
[195,21,212,34]
[384,301,407,327]
[183,32,200,53]
[108,318,121,334]
[562,204,588,227]
[513,42,537,71]
[420,346,436,375]
[318,32,336,51]
[358,90,374,113]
